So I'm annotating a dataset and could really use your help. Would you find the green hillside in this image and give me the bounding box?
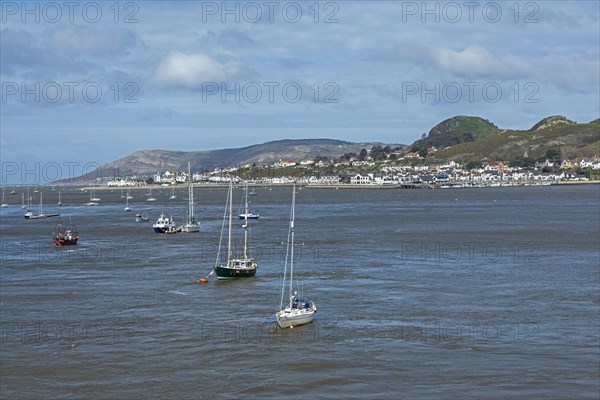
[428,116,599,163]
[411,116,500,151]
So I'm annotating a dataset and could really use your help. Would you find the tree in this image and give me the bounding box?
[545,149,561,162]
[370,145,384,161]
[418,148,428,158]
[465,161,482,170]
[358,148,368,161]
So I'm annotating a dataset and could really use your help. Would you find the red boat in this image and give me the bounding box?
[53,216,79,247]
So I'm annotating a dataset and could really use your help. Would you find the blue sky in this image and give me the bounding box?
[1,1,599,183]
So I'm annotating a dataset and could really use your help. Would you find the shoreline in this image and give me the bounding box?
[72,180,600,191]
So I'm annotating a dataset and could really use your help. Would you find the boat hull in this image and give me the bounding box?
[182,223,200,233]
[276,308,316,328]
[215,265,257,279]
[154,226,180,234]
[239,215,259,220]
[53,237,78,247]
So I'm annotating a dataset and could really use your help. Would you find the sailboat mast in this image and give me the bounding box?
[243,183,249,258]
[188,162,194,221]
[288,184,296,307]
[227,180,233,264]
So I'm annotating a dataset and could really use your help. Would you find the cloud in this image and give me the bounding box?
[217,29,255,48]
[47,25,139,56]
[155,51,241,88]
[371,44,599,93]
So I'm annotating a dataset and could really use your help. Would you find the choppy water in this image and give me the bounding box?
[1,184,599,399]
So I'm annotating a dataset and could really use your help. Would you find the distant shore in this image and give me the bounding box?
[77,180,600,191]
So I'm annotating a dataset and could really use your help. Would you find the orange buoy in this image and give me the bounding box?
[199,278,209,283]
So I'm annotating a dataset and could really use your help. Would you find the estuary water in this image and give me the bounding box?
[1,184,599,399]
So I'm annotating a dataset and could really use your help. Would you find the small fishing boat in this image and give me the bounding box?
[135,212,149,222]
[52,216,79,247]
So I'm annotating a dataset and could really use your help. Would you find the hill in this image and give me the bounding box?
[411,116,500,151]
[60,139,403,182]
[429,116,599,163]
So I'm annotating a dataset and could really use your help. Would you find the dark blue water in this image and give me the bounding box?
[1,184,599,399]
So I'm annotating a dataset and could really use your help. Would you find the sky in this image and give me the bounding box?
[1,0,599,183]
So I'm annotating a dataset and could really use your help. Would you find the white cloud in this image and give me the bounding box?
[155,51,241,88]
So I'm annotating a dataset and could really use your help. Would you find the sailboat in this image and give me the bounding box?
[276,185,317,329]
[1,188,8,207]
[124,194,131,212]
[52,216,79,247]
[182,162,199,232]
[213,180,258,279]
[146,188,156,202]
[84,187,99,206]
[238,182,260,219]
[169,186,177,200]
[24,192,60,219]
[57,190,62,206]
[126,188,133,200]
[90,185,101,202]
[21,192,26,209]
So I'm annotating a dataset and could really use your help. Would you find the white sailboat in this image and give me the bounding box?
[146,188,156,202]
[182,162,199,232]
[57,190,62,206]
[238,182,260,219]
[124,194,132,212]
[276,185,317,329]
[1,188,8,207]
[90,185,101,202]
[169,186,177,200]
[85,186,99,206]
[21,192,26,209]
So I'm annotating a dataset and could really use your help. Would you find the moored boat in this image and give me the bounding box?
[153,212,177,233]
[135,212,149,222]
[53,216,79,247]
[276,185,317,328]
[182,162,200,233]
[213,180,258,279]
